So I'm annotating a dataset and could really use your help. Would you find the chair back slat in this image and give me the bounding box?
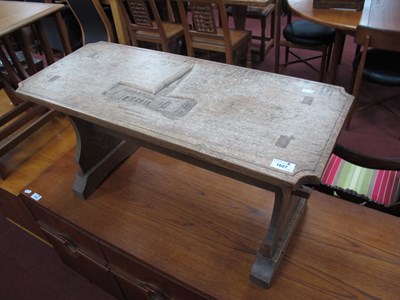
[178,0,231,46]
[176,0,251,66]
[126,0,153,27]
[121,0,183,52]
[125,0,168,38]
[191,4,217,34]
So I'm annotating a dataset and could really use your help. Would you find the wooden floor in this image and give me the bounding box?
[0,88,399,299]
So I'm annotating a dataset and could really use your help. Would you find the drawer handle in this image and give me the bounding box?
[40,225,81,258]
[62,236,78,249]
[60,237,82,258]
[138,281,170,300]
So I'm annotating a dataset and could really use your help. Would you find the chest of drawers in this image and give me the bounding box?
[21,148,274,299]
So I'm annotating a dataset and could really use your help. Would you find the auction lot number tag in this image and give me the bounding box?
[270,159,296,173]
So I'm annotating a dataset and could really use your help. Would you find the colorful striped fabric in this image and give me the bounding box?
[321,154,400,207]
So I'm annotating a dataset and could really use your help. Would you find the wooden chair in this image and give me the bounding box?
[227,3,275,62]
[25,0,81,52]
[121,0,184,53]
[0,3,70,178]
[345,24,400,129]
[274,0,335,82]
[176,0,252,67]
[66,0,115,44]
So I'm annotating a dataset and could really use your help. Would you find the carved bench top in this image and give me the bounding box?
[17,42,353,188]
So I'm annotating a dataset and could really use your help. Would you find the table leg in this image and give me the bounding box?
[231,5,247,30]
[69,117,140,199]
[250,186,310,288]
[327,30,346,84]
[69,117,309,287]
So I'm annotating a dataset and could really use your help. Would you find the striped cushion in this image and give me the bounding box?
[321,154,400,207]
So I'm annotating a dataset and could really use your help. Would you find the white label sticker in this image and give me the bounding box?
[270,159,296,173]
[302,89,315,94]
[31,193,42,201]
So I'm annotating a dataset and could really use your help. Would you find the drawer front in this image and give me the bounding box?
[0,192,45,239]
[40,224,125,300]
[113,271,165,300]
[23,197,106,264]
[101,244,211,300]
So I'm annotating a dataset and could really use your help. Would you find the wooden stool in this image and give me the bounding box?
[227,3,275,61]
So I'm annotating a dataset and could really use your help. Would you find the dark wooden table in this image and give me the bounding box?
[357,0,400,32]
[288,0,362,84]
[20,146,400,299]
[288,0,400,84]
[0,0,71,60]
[16,42,352,288]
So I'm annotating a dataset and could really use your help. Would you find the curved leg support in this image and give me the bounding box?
[250,186,311,288]
[69,117,140,199]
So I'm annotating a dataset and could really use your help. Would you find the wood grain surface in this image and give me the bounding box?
[16,42,353,189]
[21,147,400,300]
[288,0,362,31]
[359,0,400,32]
[0,1,63,36]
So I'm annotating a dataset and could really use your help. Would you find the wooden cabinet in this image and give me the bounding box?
[26,202,106,260]
[39,222,124,299]
[102,245,207,300]
[21,148,254,299]
[23,194,211,300]
[24,202,124,299]
[0,188,46,240]
[16,148,400,299]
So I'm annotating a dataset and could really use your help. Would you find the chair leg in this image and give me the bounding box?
[161,41,170,52]
[285,46,289,63]
[226,49,233,65]
[246,37,252,67]
[345,42,369,129]
[326,43,333,71]
[270,11,275,41]
[259,17,266,61]
[186,43,195,58]
[274,2,281,74]
[274,39,280,74]
[266,10,275,60]
[318,47,328,82]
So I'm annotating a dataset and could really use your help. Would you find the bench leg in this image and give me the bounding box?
[69,117,140,199]
[250,186,310,288]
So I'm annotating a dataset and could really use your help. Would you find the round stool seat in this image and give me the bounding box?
[353,49,400,86]
[283,20,335,46]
